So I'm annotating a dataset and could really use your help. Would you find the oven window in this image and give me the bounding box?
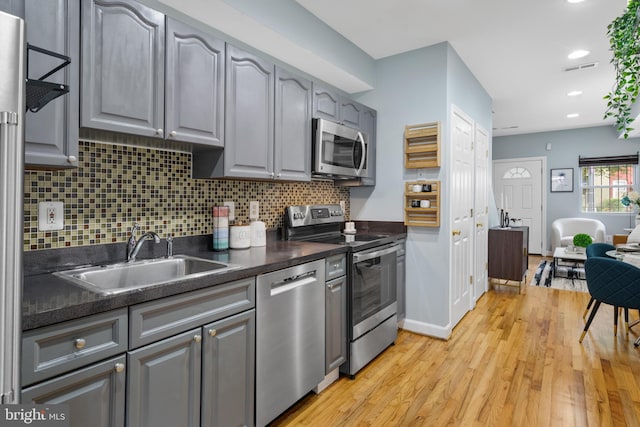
[352,251,397,326]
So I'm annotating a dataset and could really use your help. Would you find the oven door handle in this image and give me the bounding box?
[353,245,399,263]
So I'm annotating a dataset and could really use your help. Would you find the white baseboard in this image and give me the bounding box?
[401,318,452,340]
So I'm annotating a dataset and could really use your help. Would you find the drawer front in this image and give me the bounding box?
[22,308,128,386]
[325,254,347,281]
[129,277,255,349]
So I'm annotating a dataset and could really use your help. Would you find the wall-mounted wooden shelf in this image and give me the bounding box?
[404,181,440,227]
[404,122,440,168]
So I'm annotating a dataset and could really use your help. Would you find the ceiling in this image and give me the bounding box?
[295,0,627,137]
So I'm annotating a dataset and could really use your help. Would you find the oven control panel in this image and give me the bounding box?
[285,204,345,228]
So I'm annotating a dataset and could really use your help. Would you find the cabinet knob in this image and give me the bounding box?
[74,338,86,349]
[156,128,163,135]
[208,329,217,337]
[276,173,281,178]
[270,172,275,178]
[169,130,177,137]
[114,363,125,373]
[452,230,461,236]
[193,334,202,343]
[67,155,77,164]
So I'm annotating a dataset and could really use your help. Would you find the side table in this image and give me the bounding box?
[488,226,529,294]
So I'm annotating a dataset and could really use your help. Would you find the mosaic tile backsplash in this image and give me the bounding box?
[24,140,350,251]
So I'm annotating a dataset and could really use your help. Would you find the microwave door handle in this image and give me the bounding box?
[355,131,366,176]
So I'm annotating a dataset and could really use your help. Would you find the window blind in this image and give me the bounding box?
[578,153,639,167]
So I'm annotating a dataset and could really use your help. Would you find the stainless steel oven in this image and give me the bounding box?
[283,204,398,377]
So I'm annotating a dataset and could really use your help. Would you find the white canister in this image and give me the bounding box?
[229,224,251,249]
[412,184,422,193]
[250,220,266,247]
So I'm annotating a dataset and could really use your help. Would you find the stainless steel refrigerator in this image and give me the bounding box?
[0,10,25,404]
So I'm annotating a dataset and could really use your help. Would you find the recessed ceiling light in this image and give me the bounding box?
[568,90,583,96]
[568,50,590,59]
[567,113,580,118]
[567,0,584,3]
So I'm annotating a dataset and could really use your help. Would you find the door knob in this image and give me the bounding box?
[476,223,484,228]
[452,230,461,236]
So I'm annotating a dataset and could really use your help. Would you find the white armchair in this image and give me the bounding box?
[551,218,606,251]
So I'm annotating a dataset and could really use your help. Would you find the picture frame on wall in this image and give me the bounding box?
[550,168,573,192]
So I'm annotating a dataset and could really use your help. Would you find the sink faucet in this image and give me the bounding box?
[126,224,161,262]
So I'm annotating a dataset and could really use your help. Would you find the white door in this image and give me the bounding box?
[473,125,490,304]
[493,158,545,254]
[450,107,474,326]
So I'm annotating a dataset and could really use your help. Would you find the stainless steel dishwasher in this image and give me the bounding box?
[256,259,325,427]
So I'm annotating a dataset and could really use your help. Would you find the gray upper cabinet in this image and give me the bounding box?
[0,0,24,17]
[81,0,165,137]
[359,105,376,186]
[127,329,202,427]
[313,84,340,122]
[340,98,362,129]
[165,17,224,147]
[201,310,255,427]
[274,67,312,181]
[23,0,79,168]
[22,355,126,427]
[223,45,275,179]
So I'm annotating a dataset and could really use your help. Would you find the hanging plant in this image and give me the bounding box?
[604,0,640,139]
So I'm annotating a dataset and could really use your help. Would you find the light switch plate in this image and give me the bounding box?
[38,201,64,231]
[223,201,235,221]
[249,201,259,220]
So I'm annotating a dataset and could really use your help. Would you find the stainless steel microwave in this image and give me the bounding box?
[312,118,370,180]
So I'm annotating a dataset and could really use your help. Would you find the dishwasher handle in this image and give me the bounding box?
[353,244,400,263]
[270,270,318,296]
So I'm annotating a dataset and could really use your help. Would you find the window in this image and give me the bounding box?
[503,167,531,179]
[579,154,638,213]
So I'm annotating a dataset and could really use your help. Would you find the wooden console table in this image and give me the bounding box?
[488,226,529,293]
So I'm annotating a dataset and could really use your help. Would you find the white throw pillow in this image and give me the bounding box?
[627,225,640,243]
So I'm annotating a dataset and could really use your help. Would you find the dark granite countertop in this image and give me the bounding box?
[23,236,348,331]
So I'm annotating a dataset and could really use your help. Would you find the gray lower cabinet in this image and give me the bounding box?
[81,0,165,137]
[165,17,225,147]
[397,240,406,321]
[127,328,202,427]
[24,0,79,168]
[325,276,347,373]
[202,310,255,427]
[22,355,126,427]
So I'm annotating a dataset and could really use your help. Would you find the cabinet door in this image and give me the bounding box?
[24,0,79,168]
[22,355,126,427]
[81,0,164,137]
[0,0,24,18]
[274,67,312,182]
[313,84,340,121]
[340,98,362,129]
[166,17,224,147]
[202,310,255,427]
[359,106,376,186]
[128,329,202,427]
[325,276,347,373]
[225,45,274,179]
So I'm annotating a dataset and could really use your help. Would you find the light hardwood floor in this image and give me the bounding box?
[272,256,640,426]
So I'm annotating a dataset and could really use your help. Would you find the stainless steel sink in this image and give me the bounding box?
[53,255,242,295]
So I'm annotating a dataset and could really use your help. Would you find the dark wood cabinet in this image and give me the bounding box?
[488,227,528,292]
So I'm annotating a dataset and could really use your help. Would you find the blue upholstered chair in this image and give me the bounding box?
[580,257,640,343]
[583,243,616,319]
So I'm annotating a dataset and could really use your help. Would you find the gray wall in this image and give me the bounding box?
[493,125,640,249]
[352,43,492,333]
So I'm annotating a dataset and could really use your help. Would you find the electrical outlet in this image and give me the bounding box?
[417,169,426,179]
[38,201,64,231]
[249,201,260,220]
[223,201,235,221]
[339,200,346,212]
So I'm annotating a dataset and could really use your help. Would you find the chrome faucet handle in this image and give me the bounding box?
[126,223,141,260]
[166,235,173,258]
